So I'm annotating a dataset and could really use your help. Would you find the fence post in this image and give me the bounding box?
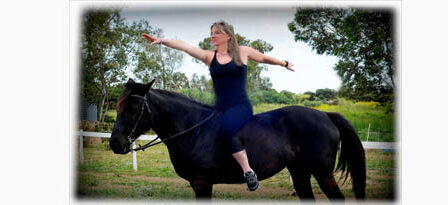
[132,142,137,172]
[79,129,84,162]
[376,128,380,142]
[366,123,371,142]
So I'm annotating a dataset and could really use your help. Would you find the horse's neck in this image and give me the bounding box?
[148,90,213,139]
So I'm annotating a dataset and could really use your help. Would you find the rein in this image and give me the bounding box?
[127,93,218,152]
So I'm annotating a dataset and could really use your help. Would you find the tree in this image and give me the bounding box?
[280,90,298,104]
[124,19,185,90]
[134,46,184,90]
[170,72,190,90]
[81,10,188,122]
[196,34,274,92]
[303,91,316,101]
[189,73,212,92]
[81,9,129,122]
[293,93,311,104]
[288,8,394,102]
[315,88,337,101]
[190,73,201,90]
[107,83,125,110]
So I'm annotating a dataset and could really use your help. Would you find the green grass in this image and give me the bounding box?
[314,100,395,142]
[77,174,194,200]
[79,141,177,178]
[76,141,396,201]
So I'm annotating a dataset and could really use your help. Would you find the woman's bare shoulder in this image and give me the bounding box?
[204,49,215,58]
[204,49,216,66]
[239,45,252,55]
[239,45,251,51]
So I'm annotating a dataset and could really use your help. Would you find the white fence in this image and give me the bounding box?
[76,130,158,172]
[75,130,396,172]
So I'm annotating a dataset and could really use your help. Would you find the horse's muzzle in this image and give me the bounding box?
[110,137,131,154]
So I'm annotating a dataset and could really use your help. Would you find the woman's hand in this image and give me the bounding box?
[141,33,163,45]
[286,62,295,72]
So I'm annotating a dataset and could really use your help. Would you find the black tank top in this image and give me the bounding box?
[209,50,251,110]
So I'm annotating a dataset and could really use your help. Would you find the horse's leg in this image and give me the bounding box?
[189,178,213,201]
[313,171,345,201]
[287,164,315,201]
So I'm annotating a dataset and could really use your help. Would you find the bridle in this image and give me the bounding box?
[125,93,217,152]
[126,94,151,145]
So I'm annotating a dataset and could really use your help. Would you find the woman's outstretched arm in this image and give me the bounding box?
[142,33,212,66]
[240,46,295,72]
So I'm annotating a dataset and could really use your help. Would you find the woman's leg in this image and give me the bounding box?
[218,104,258,191]
[232,149,258,191]
[219,104,252,155]
[232,149,253,173]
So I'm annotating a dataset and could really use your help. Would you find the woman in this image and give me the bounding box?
[142,21,294,191]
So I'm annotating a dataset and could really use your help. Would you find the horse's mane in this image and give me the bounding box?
[152,89,215,111]
[116,85,215,113]
[116,89,132,113]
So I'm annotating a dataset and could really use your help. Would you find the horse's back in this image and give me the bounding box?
[238,106,340,175]
[199,106,340,183]
[243,105,339,144]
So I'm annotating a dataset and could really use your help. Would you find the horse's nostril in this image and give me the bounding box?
[110,139,121,152]
[123,146,129,153]
[109,137,130,154]
[110,139,116,147]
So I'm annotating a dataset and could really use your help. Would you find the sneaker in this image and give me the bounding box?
[244,171,259,191]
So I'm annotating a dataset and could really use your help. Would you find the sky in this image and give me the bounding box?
[120,4,342,94]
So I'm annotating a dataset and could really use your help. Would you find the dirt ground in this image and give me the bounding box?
[80,171,333,201]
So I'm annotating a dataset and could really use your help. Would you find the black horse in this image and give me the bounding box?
[110,79,366,201]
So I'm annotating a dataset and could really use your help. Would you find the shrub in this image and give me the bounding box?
[326,98,340,105]
[103,115,115,123]
[95,122,114,133]
[176,88,215,105]
[79,120,97,131]
[103,139,111,150]
[279,90,298,104]
[303,100,323,107]
[316,88,337,101]
[303,91,316,101]
[293,94,311,104]
[248,91,263,105]
[249,89,297,105]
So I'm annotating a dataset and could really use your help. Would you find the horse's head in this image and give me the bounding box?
[110,78,155,154]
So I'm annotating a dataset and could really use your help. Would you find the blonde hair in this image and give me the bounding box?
[211,21,243,66]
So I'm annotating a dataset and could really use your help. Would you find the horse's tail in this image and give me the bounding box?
[326,112,366,200]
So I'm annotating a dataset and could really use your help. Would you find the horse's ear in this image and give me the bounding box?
[145,79,156,91]
[127,78,135,84]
